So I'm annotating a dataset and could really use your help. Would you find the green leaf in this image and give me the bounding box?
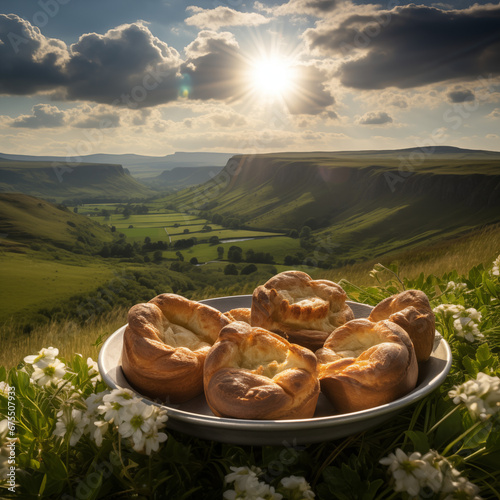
[41,451,68,481]
[462,356,479,377]
[405,430,430,454]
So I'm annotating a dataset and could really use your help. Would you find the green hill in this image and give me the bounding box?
[0,193,114,251]
[165,146,500,264]
[0,160,154,203]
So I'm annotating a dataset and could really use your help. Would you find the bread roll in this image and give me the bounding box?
[368,290,435,362]
[316,318,418,414]
[204,321,320,420]
[122,293,230,403]
[224,307,251,324]
[251,271,354,351]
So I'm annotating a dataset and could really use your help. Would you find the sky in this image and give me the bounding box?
[0,0,499,157]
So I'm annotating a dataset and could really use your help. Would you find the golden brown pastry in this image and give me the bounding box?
[122,293,230,403]
[251,271,354,351]
[224,307,251,324]
[368,290,435,362]
[204,321,320,420]
[316,319,418,414]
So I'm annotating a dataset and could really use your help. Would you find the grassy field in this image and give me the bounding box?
[0,251,116,322]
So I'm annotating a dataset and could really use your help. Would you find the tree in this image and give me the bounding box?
[241,264,257,275]
[190,257,199,265]
[224,264,238,275]
[228,246,243,263]
[209,235,220,245]
[153,250,162,262]
[175,251,184,261]
[288,229,299,239]
[299,226,312,239]
[217,246,224,259]
[183,228,190,234]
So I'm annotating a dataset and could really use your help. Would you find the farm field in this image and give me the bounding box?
[76,204,286,247]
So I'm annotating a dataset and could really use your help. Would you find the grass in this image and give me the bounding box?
[0,252,116,322]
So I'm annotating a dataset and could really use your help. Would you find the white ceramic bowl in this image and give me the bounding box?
[98,295,452,445]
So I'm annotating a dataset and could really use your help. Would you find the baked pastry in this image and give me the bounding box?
[251,271,354,351]
[224,307,251,324]
[122,293,230,403]
[316,319,418,414]
[368,290,435,362]
[204,321,320,420]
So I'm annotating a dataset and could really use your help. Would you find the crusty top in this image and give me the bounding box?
[251,270,354,350]
[203,321,320,419]
[368,289,435,362]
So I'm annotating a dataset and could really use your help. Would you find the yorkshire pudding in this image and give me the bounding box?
[224,307,251,324]
[368,290,435,362]
[316,319,418,414]
[122,293,230,403]
[251,271,354,351]
[204,321,320,420]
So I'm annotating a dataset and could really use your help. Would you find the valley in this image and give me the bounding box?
[1,146,499,343]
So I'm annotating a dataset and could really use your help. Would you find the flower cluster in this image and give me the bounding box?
[433,304,483,342]
[491,254,500,276]
[53,388,168,454]
[444,281,468,295]
[380,448,481,499]
[223,466,315,500]
[448,372,500,421]
[24,347,66,386]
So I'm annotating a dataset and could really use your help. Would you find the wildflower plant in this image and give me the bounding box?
[1,255,499,498]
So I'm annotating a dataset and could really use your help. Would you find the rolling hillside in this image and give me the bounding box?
[165,146,500,263]
[142,165,224,190]
[0,193,114,251]
[0,160,154,203]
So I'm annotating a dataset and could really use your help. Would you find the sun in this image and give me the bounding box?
[249,56,296,99]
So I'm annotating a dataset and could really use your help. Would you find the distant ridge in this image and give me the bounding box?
[0,151,235,177]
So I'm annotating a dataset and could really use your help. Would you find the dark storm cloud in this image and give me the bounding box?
[447,89,475,103]
[64,22,182,107]
[257,0,341,16]
[304,4,500,89]
[11,104,65,128]
[0,14,67,95]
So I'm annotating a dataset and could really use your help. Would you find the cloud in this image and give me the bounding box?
[185,6,271,30]
[304,3,500,89]
[10,104,65,128]
[256,0,341,17]
[70,105,121,128]
[447,88,475,103]
[357,111,393,125]
[64,22,182,107]
[181,31,247,101]
[0,14,68,95]
[283,63,335,114]
[486,108,500,119]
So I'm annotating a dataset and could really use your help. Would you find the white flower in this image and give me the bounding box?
[448,372,500,420]
[380,448,440,497]
[0,381,10,397]
[445,281,468,294]
[280,475,315,499]
[118,402,157,451]
[433,304,465,318]
[53,408,86,446]
[491,255,500,276]
[87,357,102,385]
[442,475,482,499]
[31,358,66,386]
[143,428,168,455]
[224,466,282,500]
[99,388,141,424]
[24,346,59,368]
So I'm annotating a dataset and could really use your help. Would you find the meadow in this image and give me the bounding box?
[1,254,499,499]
